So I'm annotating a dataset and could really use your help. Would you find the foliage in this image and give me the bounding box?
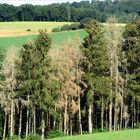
[0,0,139,22]
[52,27,61,32]
[24,134,41,140]
[47,130,65,139]
[80,17,93,28]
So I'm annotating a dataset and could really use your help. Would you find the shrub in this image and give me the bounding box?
[6,135,20,140]
[82,131,89,135]
[26,29,31,32]
[52,27,60,32]
[47,130,65,139]
[135,123,140,129]
[23,134,41,140]
[61,24,70,31]
[80,17,93,28]
[69,23,80,30]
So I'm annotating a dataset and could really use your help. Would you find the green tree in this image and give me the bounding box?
[123,19,140,129]
[16,30,56,139]
[81,20,110,133]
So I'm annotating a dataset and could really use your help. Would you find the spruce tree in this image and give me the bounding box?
[16,30,56,139]
[123,19,140,129]
[81,20,110,133]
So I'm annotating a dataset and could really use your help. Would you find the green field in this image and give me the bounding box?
[47,129,140,140]
[0,21,72,32]
[0,30,87,49]
[0,22,125,50]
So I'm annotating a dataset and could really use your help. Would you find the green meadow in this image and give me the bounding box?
[0,22,72,32]
[47,129,140,140]
[0,30,87,49]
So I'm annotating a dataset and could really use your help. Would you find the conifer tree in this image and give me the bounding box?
[81,20,110,133]
[16,30,56,139]
[123,19,140,129]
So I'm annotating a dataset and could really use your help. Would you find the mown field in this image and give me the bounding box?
[0,22,125,50]
[0,22,72,37]
[47,129,140,140]
[0,30,87,49]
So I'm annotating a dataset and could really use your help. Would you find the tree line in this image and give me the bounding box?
[0,0,140,22]
[0,17,140,139]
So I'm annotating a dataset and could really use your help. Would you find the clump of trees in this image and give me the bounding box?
[52,23,80,32]
[0,18,140,139]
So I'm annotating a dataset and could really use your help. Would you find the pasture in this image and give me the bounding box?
[0,30,87,49]
[47,129,140,140]
[0,22,72,37]
[0,22,125,50]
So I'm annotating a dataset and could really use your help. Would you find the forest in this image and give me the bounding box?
[0,0,140,22]
[0,16,140,140]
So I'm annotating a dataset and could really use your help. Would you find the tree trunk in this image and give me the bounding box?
[19,105,22,137]
[10,99,14,138]
[29,116,31,134]
[3,113,7,140]
[33,108,36,136]
[26,95,29,137]
[41,114,45,140]
[88,103,93,134]
[120,100,123,130]
[114,99,117,131]
[64,95,68,134]
[131,98,134,129]
[53,106,56,129]
[101,96,104,131]
[109,100,112,132]
[70,119,72,136]
[78,93,82,135]
[59,112,62,131]
[109,50,113,132]
[134,97,136,128]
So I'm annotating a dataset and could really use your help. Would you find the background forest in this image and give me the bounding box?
[0,0,140,22]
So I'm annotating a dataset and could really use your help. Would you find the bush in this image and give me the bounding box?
[69,23,80,30]
[61,23,80,31]
[52,27,60,32]
[47,130,65,139]
[61,24,71,31]
[26,29,31,32]
[82,131,89,135]
[6,135,20,140]
[24,134,41,140]
[135,123,140,129]
[80,17,93,28]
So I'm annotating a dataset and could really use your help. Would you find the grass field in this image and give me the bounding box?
[0,22,72,37]
[0,22,125,50]
[0,30,87,49]
[47,129,140,140]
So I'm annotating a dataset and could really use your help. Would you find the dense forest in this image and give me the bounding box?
[0,0,140,22]
[0,17,140,139]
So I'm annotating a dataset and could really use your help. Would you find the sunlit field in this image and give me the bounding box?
[47,129,140,140]
[0,21,72,37]
[0,30,87,49]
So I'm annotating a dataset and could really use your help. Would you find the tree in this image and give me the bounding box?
[16,30,56,139]
[81,20,110,133]
[123,19,140,129]
[50,37,84,135]
[105,16,125,131]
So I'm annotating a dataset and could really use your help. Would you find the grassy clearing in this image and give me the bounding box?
[0,22,72,37]
[0,30,87,49]
[47,129,140,140]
